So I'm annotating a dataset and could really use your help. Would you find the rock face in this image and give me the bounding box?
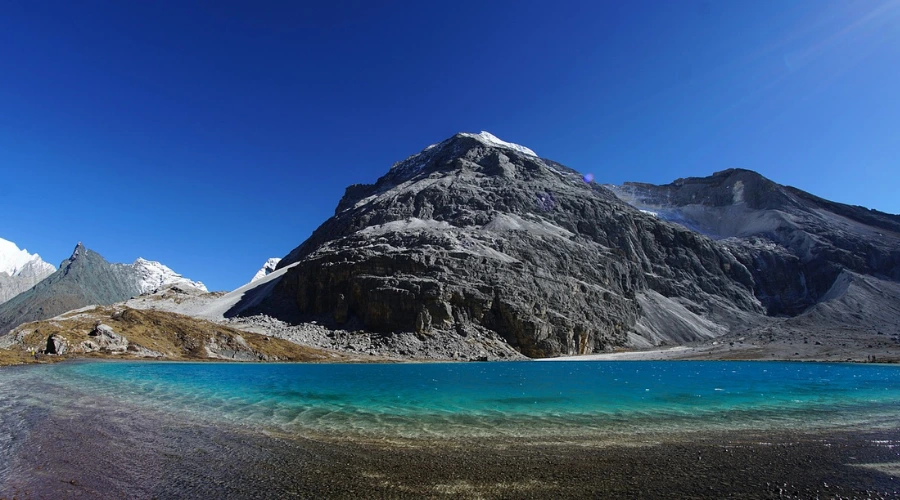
[608,169,900,316]
[234,133,899,358]
[232,133,764,357]
[0,243,206,335]
[83,323,130,353]
[45,333,68,355]
[0,238,56,305]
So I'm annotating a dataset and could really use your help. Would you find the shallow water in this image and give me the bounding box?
[3,360,900,497]
[6,360,900,439]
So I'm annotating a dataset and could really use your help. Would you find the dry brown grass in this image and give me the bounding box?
[0,348,35,366]
[1,306,347,366]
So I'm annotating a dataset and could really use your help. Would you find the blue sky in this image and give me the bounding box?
[2,0,898,291]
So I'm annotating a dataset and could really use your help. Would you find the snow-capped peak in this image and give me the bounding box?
[0,237,56,277]
[460,131,538,157]
[131,257,208,294]
[385,131,538,183]
[251,257,281,282]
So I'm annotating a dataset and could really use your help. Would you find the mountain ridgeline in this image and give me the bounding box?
[0,243,207,335]
[609,170,900,316]
[228,132,899,358]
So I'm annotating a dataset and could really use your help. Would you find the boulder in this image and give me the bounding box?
[45,334,68,355]
[88,322,129,353]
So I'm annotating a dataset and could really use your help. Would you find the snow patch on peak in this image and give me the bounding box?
[131,258,208,294]
[460,131,538,157]
[386,131,537,183]
[0,237,55,276]
[251,258,281,282]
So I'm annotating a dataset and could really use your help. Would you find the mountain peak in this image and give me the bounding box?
[70,241,86,259]
[0,237,56,304]
[385,131,538,182]
[456,131,538,157]
[252,257,282,282]
[0,237,53,277]
[131,258,208,294]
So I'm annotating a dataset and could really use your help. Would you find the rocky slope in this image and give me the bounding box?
[225,133,756,357]
[228,132,898,359]
[0,238,56,304]
[0,243,206,335]
[0,304,350,365]
[608,168,900,316]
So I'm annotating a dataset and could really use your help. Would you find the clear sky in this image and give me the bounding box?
[2,0,899,291]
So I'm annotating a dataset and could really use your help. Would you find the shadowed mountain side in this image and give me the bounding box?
[609,168,900,316]
[223,264,302,323]
[780,271,900,337]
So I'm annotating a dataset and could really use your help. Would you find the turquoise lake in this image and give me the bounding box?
[4,360,900,439]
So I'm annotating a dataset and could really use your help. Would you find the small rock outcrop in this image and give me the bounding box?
[45,334,68,355]
[83,323,129,353]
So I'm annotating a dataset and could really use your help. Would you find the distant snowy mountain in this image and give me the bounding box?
[127,258,207,293]
[0,238,56,304]
[251,258,281,282]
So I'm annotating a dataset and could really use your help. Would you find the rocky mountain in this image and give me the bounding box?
[607,169,900,316]
[0,238,56,304]
[229,131,899,359]
[0,243,206,335]
[252,258,282,282]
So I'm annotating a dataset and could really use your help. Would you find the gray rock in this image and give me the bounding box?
[88,323,129,353]
[204,332,261,361]
[233,134,769,357]
[80,339,100,352]
[608,168,900,315]
[238,134,899,359]
[44,334,68,355]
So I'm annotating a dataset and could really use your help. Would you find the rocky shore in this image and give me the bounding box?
[3,402,898,499]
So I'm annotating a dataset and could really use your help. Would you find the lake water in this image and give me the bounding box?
[3,360,900,497]
[3,360,899,439]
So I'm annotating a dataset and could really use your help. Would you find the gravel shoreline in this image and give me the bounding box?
[4,403,898,498]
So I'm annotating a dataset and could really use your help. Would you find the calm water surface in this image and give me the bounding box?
[3,360,899,440]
